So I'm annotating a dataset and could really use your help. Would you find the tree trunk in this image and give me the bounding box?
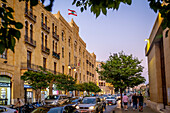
[120,88,123,108]
[49,83,53,95]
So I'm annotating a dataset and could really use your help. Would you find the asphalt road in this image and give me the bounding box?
[103,104,117,113]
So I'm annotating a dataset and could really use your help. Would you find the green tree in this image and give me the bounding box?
[97,51,146,108]
[21,70,57,102]
[55,74,77,94]
[0,0,169,54]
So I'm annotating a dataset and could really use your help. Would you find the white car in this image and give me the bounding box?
[0,106,18,113]
[106,96,117,105]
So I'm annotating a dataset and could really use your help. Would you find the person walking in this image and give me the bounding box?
[138,93,144,112]
[123,93,128,111]
[15,98,24,113]
[132,93,138,110]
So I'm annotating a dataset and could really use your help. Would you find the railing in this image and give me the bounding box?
[25,9,36,23]
[21,62,61,75]
[24,35,36,47]
[41,22,50,33]
[42,45,50,54]
[52,32,59,41]
[52,51,60,59]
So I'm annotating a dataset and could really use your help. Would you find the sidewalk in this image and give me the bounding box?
[114,106,159,113]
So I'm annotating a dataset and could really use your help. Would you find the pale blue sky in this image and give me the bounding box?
[46,0,158,83]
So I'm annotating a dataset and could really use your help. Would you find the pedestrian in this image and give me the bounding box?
[132,93,138,110]
[15,98,24,113]
[138,93,144,112]
[129,94,132,107]
[123,93,128,111]
[103,100,106,111]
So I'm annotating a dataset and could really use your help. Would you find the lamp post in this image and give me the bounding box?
[68,64,78,97]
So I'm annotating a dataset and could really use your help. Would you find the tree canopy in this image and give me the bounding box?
[54,74,77,93]
[97,51,146,107]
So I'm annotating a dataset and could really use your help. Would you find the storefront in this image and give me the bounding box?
[24,85,33,104]
[0,75,11,105]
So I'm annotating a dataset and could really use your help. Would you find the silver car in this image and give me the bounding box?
[45,94,69,105]
[76,97,103,113]
[106,96,117,105]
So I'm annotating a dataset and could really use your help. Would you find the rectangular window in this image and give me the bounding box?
[43,57,46,69]
[62,65,64,74]
[62,47,64,58]
[54,62,56,74]
[27,51,31,68]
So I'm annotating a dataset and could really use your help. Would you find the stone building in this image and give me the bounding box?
[96,61,114,95]
[145,13,170,111]
[0,0,96,105]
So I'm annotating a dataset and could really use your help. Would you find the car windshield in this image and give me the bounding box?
[45,95,59,100]
[72,99,79,103]
[103,95,107,97]
[81,98,96,104]
[48,107,62,113]
[106,97,115,99]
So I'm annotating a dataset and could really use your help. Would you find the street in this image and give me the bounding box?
[104,104,117,113]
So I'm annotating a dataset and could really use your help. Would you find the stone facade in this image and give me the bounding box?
[145,13,170,111]
[0,0,96,105]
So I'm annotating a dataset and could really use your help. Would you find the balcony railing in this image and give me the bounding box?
[25,9,36,23]
[52,32,59,41]
[21,62,60,75]
[42,45,50,54]
[52,51,60,59]
[41,22,50,33]
[24,35,36,47]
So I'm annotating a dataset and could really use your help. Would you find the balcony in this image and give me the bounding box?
[42,45,50,54]
[24,35,36,47]
[25,9,36,23]
[21,62,60,75]
[52,51,60,59]
[41,22,50,33]
[52,32,59,41]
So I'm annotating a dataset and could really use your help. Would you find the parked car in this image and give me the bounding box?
[102,94,108,100]
[0,106,18,113]
[76,97,103,113]
[68,98,82,108]
[106,96,117,105]
[45,94,69,105]
[47,104,77,113]
[31,106,51,113]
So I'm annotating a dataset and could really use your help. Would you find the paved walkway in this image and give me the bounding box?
[114,106,159,113]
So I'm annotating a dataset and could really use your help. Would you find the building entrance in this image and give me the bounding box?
[0,76,11,105]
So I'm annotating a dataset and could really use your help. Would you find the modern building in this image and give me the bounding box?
[0,0,96,105]
[96,61,114,95]
[145,13,170,111]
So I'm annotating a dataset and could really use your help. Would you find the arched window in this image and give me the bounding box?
[41,13,44,24]
[30,24,33,42]
[45,16,47,26]
[52,23,54,33]
[165,30,169,38]
[62,47,64,58]
[53,40,54,51]
[45,35,47,48]
[69,52,71,65]
[41,32,44,47]
[25,21,28,37]
[55,42,57,52]
[25,1,28,12]
[55,26,57,33]
[62,31,64,41]
[68,37,71,47]
[74,41,77,52]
